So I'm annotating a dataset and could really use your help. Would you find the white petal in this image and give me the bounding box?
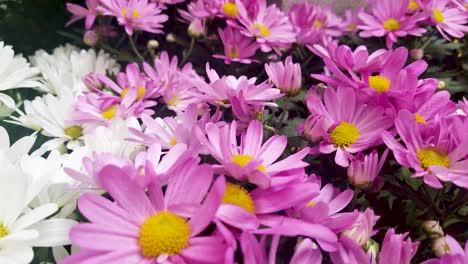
[0,244,33,264]
[28,219,77,247]
[11,203,57,232]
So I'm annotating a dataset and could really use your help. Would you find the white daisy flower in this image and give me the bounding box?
[0,42,40,117]
[30,44,120,96]
[0,126,76,264]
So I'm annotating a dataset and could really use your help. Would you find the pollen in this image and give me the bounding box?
[384,18,400,31]
[120,8,127,17]
[222,183,256,214]
[252,23,270,38]
[223,2,239,17]
[414,113,427,124]
[0,223,8,238]
[330,122,360,147]
[312,19,324,29]
[228,48,239,58]
[64,125,83,139]
[101,105,118,120]
[132,9,141,18]
[170,137,177,146]
[417,148,449,169]
[138,211,191,257]
[348,23,357,30]
[433,9,444,23]
[120,86,146,100]
[408,1,419,10]
[231,154,265,172]
[306,201,316,207]
[368,75,391,93]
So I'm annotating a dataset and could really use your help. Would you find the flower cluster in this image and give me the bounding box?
[0,0,467,263]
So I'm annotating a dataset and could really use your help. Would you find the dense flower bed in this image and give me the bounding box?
[0,0,467,263]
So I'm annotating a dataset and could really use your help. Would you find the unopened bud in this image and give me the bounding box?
[422,220,444,237]
[147,40,159,49]
[188,19,206,38]
[438,81,446,90]
[410,48,424,60]
[166,33,176,43]
[83,30,98,46]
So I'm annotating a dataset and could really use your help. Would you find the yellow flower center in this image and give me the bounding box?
[170,137,177,146]
[384,18,400,31]
[312,19,324,29]
[443,243,451,252]
[132,9,141,18]
[251,23,270,37]
[408,1,419,10]
[223,2,239,17]
[0,223,8,238]
[465,4,468,10]
[101,105,118,120]
[120,8,140,18]
[348,23,357,30]
[168,94,181,106]
[138,211,191,257]
[330,122,360,147]
[433,9,444,23]
[417,148,449,169]
[368,75,391,93]
[231,154,265,172]
[414,113,427,124]
[121,86,146,100]
[222,183,256,214]
[306,201,316,207]
[64,125,83,139]
[228,48,239,58]
[120,8,127,16]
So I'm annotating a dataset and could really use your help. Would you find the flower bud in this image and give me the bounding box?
[299,115,327,143]
[83,30,98,46]
[410,48,424,60]
[365,239,380,260]
[348,150,388,190]
[421,220,444,237]
[84,73,104,90]
[438,81,446,90]
[166,33,176,43]
[147,40,159,49]
[188,19,206,38]
[432,236,450,257]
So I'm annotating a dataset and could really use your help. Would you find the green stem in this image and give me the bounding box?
[180,38,195,66]
[276,99,290,129]
[422,185,441,218]
[129,35,145,62]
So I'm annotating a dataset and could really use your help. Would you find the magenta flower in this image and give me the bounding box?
[342,208,380,247]
[213,27,259,65]
[344,8,363,32]
[197,120,310,187]
[306,87,393,167]
[379,229,419,264]
[66,0,100,29]
[422,0,468,40]
[229,0,296,53]
[98,0,168,35]
[348,150,389,189]
[265,56,301,96]
[290,238,322,264]
[71,92,123,128]
[63,162,228,263]
[329,236,375,264]
[422,235,468,264]
[358,0,427,48]
[407,90,456,127]
[289,3,345,45]
[382,110,468,188]
[457,97,468,115]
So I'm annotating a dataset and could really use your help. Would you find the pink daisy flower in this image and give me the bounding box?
[289,3,345,45]
[197,120,310,188]
[265,56,301,96]
[358,0,427,48]
[457,97,468,115]
[306,87,393,167]
[229,0,296,53]
[98,0,168,35]
[382,110,468,189]
[379,229,420,264]
[66,0,100,29]
[342,208,380,248]
[290,238,323,264]
[422,0,468,40]
[63,162,228,263]
[348,149,389,189]
[344,8,363,32]
[213,27,259,65]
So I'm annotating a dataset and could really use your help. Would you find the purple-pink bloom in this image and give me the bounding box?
[66,0,100,29]
[348,150,389,189]
[290,238,322,264]
[342,208,380,247]
[379,229,420,264]
[329,236,375,264]
[358,0,427,48]
[422,0,468,40]
[98,0,168,35]
[265,56,301,96]
[63,162,228,263]
[213,26,259,65]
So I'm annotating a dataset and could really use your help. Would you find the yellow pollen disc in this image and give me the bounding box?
[465,4,468,10]
[228,48,239,58]
[138,211,190,257]
[120,8,127,16]
[64,125,83,139]
[121,86,146,100]
[330,122,360,147]
[132,9,141,18]
[170,137,177,146]
[433,9,444,23]
[348,23,357,30]
[251,23,270,37]
[368,75,391,93]
[0,223,8,238]
[231,154,265,172]
[101,105,118,120]
[312,19,324,29]
[223,2,239,17]
[222,183,256,214]
[408,1,419,10]
[414,113,427,125]
[443,243,451,253]
[168,94,181,106]
[306,201,316,207]
[384,18,400,31]
[417,148,449,169]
